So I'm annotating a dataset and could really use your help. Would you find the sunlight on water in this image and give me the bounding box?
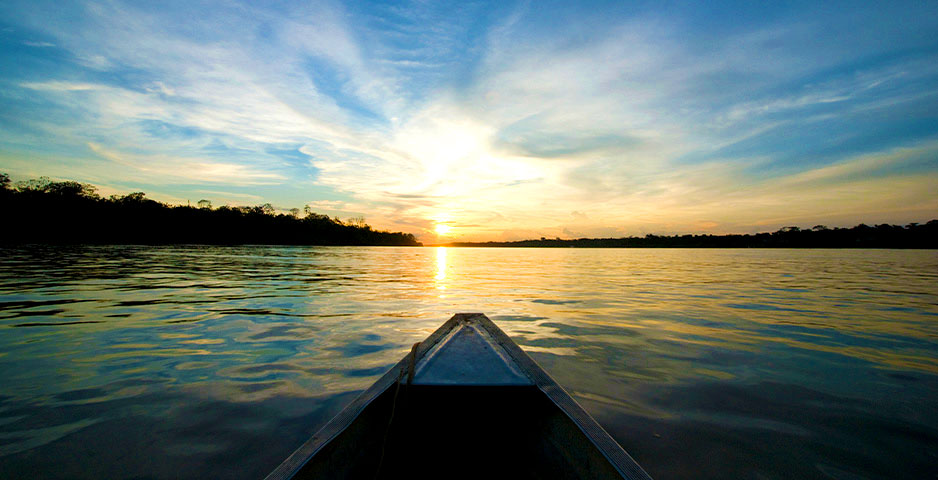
[0,246,936,479]
[435,246,447,287]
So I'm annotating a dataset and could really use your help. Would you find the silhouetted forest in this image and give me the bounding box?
[446,222,938,248]
[0,174,421,246]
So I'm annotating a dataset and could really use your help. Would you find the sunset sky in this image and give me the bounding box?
[1,1,936,242]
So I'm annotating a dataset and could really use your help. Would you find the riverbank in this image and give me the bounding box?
[440,221,938,248]
[0,175,421,246]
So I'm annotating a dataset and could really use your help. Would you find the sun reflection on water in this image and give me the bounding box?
[1,246,937,480]
[435,246,447,292]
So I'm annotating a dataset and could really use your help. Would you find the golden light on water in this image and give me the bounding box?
[435,246,447,288]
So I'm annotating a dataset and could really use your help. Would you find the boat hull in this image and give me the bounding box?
[266,313,652,480]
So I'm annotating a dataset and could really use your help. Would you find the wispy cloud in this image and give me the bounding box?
[21,81,101,91]
[1,1,936,240]
[86,143,286,185]
[22,40,55,47]
[195,190,263,202]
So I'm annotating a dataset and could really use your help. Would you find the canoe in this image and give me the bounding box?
[265,313,653,480]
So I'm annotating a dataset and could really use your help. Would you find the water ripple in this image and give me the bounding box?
[0,246,936,479]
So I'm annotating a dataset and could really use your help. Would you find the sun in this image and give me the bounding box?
[434,223,452,236]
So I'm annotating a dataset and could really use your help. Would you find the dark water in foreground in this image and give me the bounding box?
[1,246,937,479]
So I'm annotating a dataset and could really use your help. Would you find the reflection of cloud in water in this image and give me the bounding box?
[0,386,360,478]
[0,246,937,479]
[521,345,578,356]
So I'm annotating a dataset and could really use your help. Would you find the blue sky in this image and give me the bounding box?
[1,0,936,241]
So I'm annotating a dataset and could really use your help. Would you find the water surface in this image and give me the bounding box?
[1,246,936,479]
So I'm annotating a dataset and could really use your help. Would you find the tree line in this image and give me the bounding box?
[446,222,938,248]
[0,174,421,246]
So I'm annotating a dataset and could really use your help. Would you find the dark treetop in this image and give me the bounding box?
[0,174,420,246]
[445,223,938,248]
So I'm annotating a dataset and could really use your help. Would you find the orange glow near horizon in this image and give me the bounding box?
[434,223,452,236]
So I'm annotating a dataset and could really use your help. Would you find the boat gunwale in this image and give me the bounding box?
[264,314,464,480]
[470,313,652,480]
[264,313,653,480]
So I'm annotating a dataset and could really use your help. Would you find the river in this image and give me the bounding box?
[1,246,936,479]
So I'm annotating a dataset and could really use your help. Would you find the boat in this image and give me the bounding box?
[265,313,653,480]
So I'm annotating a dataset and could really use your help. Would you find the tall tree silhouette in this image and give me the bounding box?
[1,174,421,246]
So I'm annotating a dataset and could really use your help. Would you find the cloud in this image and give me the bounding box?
[87,143,286,185]
[20,81,101,91]
[194,190,263,202]
[1,1,937,240]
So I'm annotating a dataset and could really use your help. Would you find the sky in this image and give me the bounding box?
[1,0,937,242]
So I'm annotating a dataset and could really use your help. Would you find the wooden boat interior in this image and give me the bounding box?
[266,313,652,480]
